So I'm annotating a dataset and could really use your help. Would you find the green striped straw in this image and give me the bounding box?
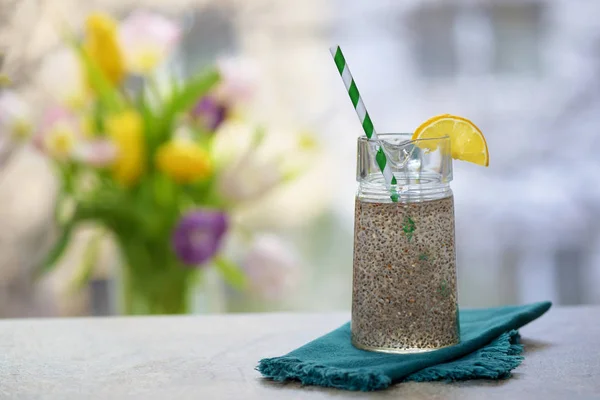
[330,46,399,202]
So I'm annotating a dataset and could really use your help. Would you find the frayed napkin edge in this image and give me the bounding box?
[256,330,524,392]
[256,357,391,391]
[406,330,524,382]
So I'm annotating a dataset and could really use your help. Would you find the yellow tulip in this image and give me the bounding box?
[84,13,125,86]
[155,139,212,184]
[106,110,145,186]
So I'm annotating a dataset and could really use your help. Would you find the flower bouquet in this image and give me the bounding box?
[10,11,318,314]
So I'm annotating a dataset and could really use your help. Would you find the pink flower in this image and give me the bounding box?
[242,235,300,300]
[72,139,117,167]
[35,107,116,167]
[34,107,80,159]
[119,10,181,74]
[215,57,258,107]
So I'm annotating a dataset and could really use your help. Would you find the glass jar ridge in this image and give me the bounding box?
[356,133,453,203]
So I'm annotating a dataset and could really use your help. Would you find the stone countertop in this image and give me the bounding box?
[0,306,599,399]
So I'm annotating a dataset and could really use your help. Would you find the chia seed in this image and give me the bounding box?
[351,195,460,352]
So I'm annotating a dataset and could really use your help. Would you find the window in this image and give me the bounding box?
[409,2,544,79]
[489,3,544,76]
[177,6,239,77]
[409,5,458,79]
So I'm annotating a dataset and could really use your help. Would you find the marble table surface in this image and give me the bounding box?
[0,306,599,399]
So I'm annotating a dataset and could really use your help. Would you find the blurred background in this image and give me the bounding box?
[1,0,599,318]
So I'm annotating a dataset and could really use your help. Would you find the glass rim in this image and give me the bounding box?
[357,133,450,145]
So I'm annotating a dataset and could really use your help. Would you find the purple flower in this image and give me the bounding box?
[172,209,228,266]
[191,96,228,132]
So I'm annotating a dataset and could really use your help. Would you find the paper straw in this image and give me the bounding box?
[329,46,398,202]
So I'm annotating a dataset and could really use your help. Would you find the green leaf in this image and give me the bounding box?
[181,175,227,209]
[156,68,220,138]
[169,74,181,98]
[167,68,220,114]
[251,126,267,148]
[35,219,75,278]
[213,256,247,290]
[68,231,103,292]
[78,196,142,233]
[92,101,106,134]
[137,85,157,128]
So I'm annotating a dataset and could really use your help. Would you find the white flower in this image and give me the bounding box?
[214,121,283,203]
[233,159,334,230]
[218,150,283,203]
[242,234,301,300]
[0,90,30,169]
[37,49,87,110]
[0,90,32,139]
[213,120,332,229]
[119,10,181,74]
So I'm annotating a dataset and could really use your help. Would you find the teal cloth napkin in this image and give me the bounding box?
[257,301,551,391]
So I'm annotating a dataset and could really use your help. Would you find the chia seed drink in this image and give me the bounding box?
[352,196,459,352]
[352,134,459,353]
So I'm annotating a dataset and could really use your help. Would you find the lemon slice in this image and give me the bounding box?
[412,114,489,166]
